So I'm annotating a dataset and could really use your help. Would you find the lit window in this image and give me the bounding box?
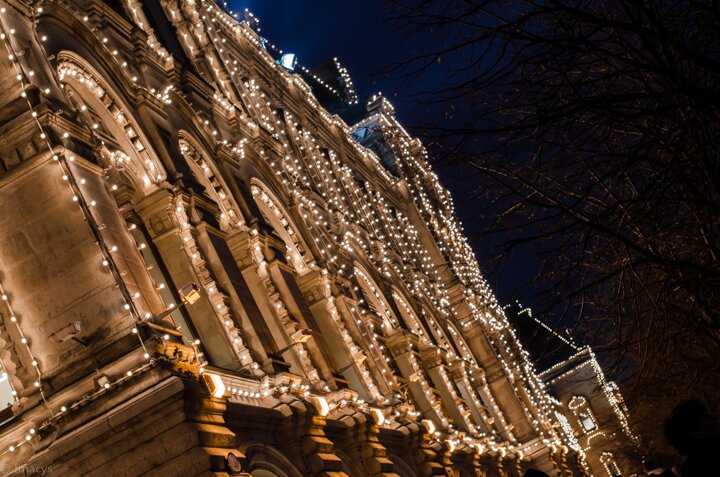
[579,410,596,431]
[569,395,598,434]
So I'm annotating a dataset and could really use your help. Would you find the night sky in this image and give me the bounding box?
[227,1,406,101]
[227,0,539,316]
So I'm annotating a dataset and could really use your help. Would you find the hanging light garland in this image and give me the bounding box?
[0,0,604,468]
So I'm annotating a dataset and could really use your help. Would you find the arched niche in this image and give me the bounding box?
[250,179,313,274]
[178,133,245,230]
[56,53,166,195]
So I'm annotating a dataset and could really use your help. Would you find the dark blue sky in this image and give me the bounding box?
[227,1,428,116]
[226,1,538,311]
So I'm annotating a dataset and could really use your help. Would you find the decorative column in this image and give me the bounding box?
[387,332,447,427]
[492,451,508,477]
[459,448,488,477]
[432,439,456,476]
[576,453,592,477]
[475,453,492,477]
[549,447,574,477]
[227,227,322,380]
[462,321,535,441]
[513,453,525,477]
[299,269,383,401]
[265,259,335,383]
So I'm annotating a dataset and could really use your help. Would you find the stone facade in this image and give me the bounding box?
[0,0,630,475]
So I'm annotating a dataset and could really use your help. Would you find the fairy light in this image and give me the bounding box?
[0,2,185,455]
[543,347,639,444]
[0,0,625,471]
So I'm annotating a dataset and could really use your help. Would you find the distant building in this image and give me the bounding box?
[541,348,642,476]
[508,304,643,476]
[0,0,637,475]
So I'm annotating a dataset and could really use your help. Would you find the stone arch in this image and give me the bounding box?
[350,263,442,413]
[56,52,166,196]
[250,178,313,273]
[387,454,419,477]
[178,132,245,230]
[244,445,304,477]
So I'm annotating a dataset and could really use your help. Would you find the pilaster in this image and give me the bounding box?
[135,188,243,370]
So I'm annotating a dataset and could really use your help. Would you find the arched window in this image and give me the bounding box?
[179,135,244,230]
[569,395,598,433]
[392,290,431,344]
[250,181,311,273]
[354,267,398,332]
[56,55,165,193]
[600,452,621,476]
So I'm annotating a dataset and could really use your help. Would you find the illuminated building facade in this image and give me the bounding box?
[0,0,631,474]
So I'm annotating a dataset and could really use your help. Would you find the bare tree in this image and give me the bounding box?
[386,0,720,454]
